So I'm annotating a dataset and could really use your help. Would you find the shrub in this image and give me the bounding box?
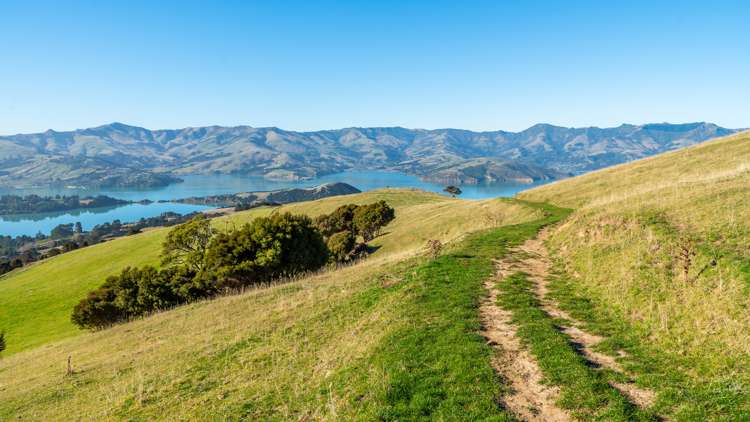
[202,212,328,289]
[71,284,124,329]
[314,204,359,238]
[0,330,5,354]
[161,214,215,272]
[353,200,395,241]
[71,266,189,329]
[327,230,356,262]
[426,239,443,259]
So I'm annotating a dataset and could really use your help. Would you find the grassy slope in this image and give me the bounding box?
[0,189,534,356]
[520,131,750,419]
[0,190,432,355]
[0,192,542,420]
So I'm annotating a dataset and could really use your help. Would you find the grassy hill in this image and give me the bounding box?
[0,189,548,419]
[520,130,750,419]
[4,128,750,420]
[0,189,536,356]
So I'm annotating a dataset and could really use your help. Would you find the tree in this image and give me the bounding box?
[443,185,462,197]
[71,285,124,329]
[327,231,356,262]
[74,221,83,234]
[202,212,328,289]
[0,330,5,355]
[314,204,359,238]
[353,201,395,242]
[50,223,74,239]
[161,214,215,272]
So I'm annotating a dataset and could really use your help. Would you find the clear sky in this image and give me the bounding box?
[1,0,748,134]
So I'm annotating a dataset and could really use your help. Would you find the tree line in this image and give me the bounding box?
[71,201,395,329]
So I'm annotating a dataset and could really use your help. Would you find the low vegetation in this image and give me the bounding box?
[0,192,541,419]
[520,130,750,419]
[71,202,395,330]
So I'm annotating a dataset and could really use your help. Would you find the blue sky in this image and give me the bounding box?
[1,0,748,134]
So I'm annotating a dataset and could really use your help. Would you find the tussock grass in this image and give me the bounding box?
[0,191,540,420]
[520,131,750,418]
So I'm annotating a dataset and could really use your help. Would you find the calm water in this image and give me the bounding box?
[0,171,546,236]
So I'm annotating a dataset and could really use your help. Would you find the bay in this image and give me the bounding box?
[0,171,547,236]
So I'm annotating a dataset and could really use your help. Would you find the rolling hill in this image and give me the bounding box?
[2,130,749,420]
[0,122,734,188]
[0,189,545,420]
[0,189,539,355]
[519,130,750,419]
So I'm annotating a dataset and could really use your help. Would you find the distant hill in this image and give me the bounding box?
[0,122,735,188]
[172,182,361,207]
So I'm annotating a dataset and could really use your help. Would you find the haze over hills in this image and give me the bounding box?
[0,122,736,189]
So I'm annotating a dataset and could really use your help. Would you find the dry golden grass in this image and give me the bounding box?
[520,131,750,376]
[0,189,540,420]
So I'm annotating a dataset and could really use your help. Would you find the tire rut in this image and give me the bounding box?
[480,267,571,421]
[508,228,657,410]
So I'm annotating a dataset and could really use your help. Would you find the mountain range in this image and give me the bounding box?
[0,122,736,188]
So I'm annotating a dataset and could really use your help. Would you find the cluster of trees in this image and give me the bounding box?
[0,194,128,215]
[314,200,395,262]
[71,202,395,330]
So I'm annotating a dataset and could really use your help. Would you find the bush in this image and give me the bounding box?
[71,204,396,331]
[314,204,359,238]
[202,212,328,289]
[161,214,215,272]
[71,265,190,329]
[71,284,124,329]
[0,330,6,354]
[327,230,356,262]
[353,200,395,241]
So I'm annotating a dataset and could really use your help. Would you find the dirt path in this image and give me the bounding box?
[480,265,571,421]
[501,228,657,409]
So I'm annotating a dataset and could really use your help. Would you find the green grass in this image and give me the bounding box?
[0,207,272,355]
[519,130,750,419]
[2,189,506,356]
[546,268,750,420]
[498,271,652,421]
[0,193,542,420]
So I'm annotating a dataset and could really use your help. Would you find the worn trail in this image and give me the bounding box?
[489,227,657,417]
[480,264,571,421]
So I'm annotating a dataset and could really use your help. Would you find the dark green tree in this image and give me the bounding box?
[327,230,356,262]
[71,285,124,329]
[161,214,215,272]
[202,212,328,289]
[443,185,462,197]
[50,223,74,239]
[0,330,6,355]
[353,201,396,242]
[314,204,359,238]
